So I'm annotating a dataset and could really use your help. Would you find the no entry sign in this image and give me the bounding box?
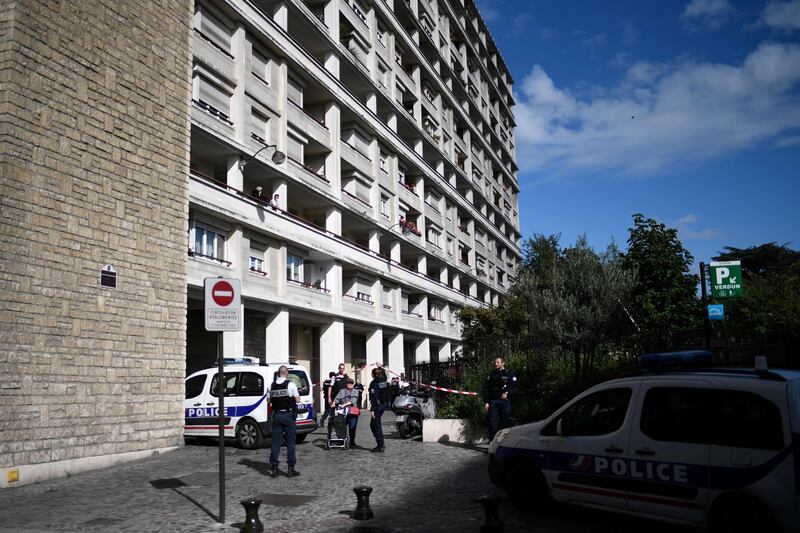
[204,277,241,331]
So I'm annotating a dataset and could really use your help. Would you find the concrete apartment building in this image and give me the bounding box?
[185,0,520,389]
[0,0,518,486]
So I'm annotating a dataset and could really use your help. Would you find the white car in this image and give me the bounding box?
[488,352,800,532]
[184,358,317,449]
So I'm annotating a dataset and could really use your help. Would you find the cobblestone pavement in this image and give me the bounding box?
[0,415,689,533]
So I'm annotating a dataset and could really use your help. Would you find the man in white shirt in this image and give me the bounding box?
[267,365,301,478]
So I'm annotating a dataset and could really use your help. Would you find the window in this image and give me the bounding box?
[286,133,304,163]
[377,25,386,46]
[429,302,443,321]
[193,224,225,261]
[238,372,264,396]
[195,75,231,121]
[382,286,393,309]
[249,255,266,274]
[195,6,231,53]
[252,49,270,84]
[714,390,783,450]
[250,111,269,144]
[185,375,206,399]
[447,237,454,256]
[287,77,303,107]
[288,370,310,396]
[379,154,388,173]
[394,45,403,66]
[380,195,390,218]
[544,388,633,437]
[426,225,441,247]
[210,372,239,397]
[286,254,303,282]
[640,387,711,445]
[354,178,371,204]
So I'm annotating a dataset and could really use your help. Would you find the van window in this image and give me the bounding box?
[209,373,239,397]
[288,370,310,396]
[641,387,711,444]
[713,390,783,450]
[186,375,206,400]
[544,388,632,437]
[238,372,265,397]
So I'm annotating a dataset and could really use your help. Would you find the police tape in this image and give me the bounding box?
[378,363,479,397]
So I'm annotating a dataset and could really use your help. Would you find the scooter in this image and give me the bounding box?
[392,386,437,439]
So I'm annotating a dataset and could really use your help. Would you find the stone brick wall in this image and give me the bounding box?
[0,0,193,471]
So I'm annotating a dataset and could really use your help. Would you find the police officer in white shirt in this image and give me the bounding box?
[267,365,301,478]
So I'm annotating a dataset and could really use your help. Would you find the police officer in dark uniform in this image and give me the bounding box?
[482,356,518,440]
[268,365,301,478]
[368,366,390,452]
[320,372,335,425]
[327,363,348,409]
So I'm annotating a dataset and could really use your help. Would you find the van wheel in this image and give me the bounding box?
[236,419,263,450]
[708,493,780,533]
[295,434,307,444]
[506,462,549,511]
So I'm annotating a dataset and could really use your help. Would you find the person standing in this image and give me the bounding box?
[368,367,390,452]
[482,356,518,440]
[328,363,348,409]
[267,365,301,478]
[333,378,361,447]
[320,372,335,425]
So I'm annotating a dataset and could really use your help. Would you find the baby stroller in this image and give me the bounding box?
[326,403,350,450]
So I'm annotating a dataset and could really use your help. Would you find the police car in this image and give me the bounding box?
[184,358,317,449]
[488,352,800,532]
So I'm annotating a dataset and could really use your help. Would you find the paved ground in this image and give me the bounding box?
[0,415,689,532]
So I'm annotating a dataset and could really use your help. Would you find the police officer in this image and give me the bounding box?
[482,356,518,440]
[320,372,335,425]
[267,365,301,478]
[368,366,391,453]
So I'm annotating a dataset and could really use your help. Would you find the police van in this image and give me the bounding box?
[488,352,800,532]
[184,358,317,449]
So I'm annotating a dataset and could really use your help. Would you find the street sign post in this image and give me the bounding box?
[709,261,743,298]
[708,304,724,321]
[204,277,242,524]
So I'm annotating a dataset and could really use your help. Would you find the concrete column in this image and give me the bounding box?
[420,294,429,329]
[452,273,461,291]
[223,303,245,358]
[227,155,243,190]
[438,341,451,362]
[265,307,290,364]
[366,91,377,114]
[231,23,247,144]
[320,318,345,408]
[324,101,342,197]
[414,138,423,156]
[417,254,427,274]
[276,241,288,297]
[273,1,288,30]
[272,178,287,210]
[327,260,342,310]
[387,112,397,133]
[368,229,380,253]
[469,281,477,298]
[276,59,289,156]
[387,331,405,377]
[389,239,401,262]
[324,0,340,42]
[415,337,430,363]
[325,206,342,235]
[439,266,448,285]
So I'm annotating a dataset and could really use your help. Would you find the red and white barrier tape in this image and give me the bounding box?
[311,362,479,396]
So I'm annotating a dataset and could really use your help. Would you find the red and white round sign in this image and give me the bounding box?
[211,280,235,306]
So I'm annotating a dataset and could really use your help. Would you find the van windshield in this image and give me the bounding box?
[288,370,310,396]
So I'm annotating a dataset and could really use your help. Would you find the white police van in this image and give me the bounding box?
[488,352,800,532]
[184,357,317,449]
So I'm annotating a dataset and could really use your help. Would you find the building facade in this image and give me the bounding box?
[0,0,193,486]
[185,0,520,403]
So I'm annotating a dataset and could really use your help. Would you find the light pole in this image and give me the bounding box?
[238,144,286,172]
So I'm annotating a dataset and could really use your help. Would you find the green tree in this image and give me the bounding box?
[623,214,701,351]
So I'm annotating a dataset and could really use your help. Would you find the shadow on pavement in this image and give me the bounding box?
[148,479,219,523]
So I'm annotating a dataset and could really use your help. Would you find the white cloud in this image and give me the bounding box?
[673,214,719,240]
[514,42,800,179]
[475,0,500,22]
[682,0,733,29]
[761,0,800,31]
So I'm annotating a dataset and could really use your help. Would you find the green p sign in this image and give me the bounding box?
[709,260,743,298]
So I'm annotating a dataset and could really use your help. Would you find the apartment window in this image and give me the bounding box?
[252,49,270,84]
[249,254,266,275]
[195,75,231,121]
[287,76,303,107]
[192,223,225,261]
[195,5,231,54]
[380,195,390,219]
[446,203,453,221]
[353,177,371,204]
[447,237,454,256]
[394,46,403,66]
[394,83,404,104]
[378,63,389,88]
[286,133,304,163]
[379,153,388,173]
[397,167,406,183]
[286,254,303,282]
[250,111,269,144]
[377,25,387,47]
[382,286,393,309]
[429,302,443,322]
[426,225,441,248]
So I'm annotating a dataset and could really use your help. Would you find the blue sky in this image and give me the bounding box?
[478,0,800,265]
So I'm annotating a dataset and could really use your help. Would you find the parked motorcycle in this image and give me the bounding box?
[392,386,437,439]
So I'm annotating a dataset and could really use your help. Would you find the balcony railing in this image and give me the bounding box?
[287,278,331,293]
[344,293,374,305]
[401,309,423,318]
[188,248,232,266]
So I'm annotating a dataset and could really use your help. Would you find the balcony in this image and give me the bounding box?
[287,101,330,148]
[340,140,372,177]
[394,64,415,94]
[286,278,334,307]
[340,1,370,43]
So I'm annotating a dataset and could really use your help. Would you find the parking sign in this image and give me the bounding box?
[204,277,242,331]
[709,261,743,298]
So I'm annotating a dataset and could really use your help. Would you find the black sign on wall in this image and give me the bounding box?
[100,264,117,288]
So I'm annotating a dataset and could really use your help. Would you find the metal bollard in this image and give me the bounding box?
[477,495,504,533]
[352,486,374,520]
[240,498,264,533]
